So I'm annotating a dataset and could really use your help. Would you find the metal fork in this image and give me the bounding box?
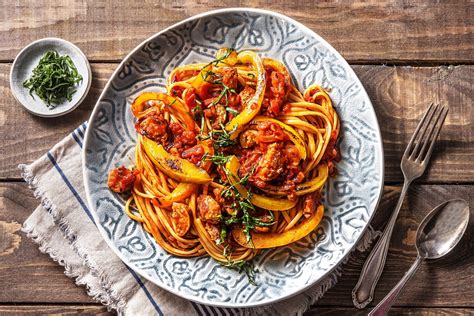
[352,103,449,309]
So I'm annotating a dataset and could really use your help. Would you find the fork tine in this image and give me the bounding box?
[404,103,436,158]
[415,105,445,162]
[410,103,440,159]
[417,106,449,163]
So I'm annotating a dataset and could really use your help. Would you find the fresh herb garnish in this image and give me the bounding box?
[221,259,257,286]
[226,107,239,115]
[192,105,206,132]
[197,123,236,148]
[220,166,274,243]
[211,83,236,108]
[209,48,236,67]
[201,153,230,165]
[23,50,83,107]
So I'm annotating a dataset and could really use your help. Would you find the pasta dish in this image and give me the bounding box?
[107,48,340,281]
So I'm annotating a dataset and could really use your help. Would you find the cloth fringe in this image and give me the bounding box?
[19,160,379,315]
[19,163,127,314]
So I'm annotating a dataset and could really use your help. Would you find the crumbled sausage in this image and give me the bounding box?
[171,203,191,237]
[197,195,221,224]
[135,113,169,145]
[239,129,258,149]
[204,223,220,242]
[253,143,285,183]
[107,166,136,193]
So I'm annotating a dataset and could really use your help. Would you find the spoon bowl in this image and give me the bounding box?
[370,199,470,316]
[416,199,470,260]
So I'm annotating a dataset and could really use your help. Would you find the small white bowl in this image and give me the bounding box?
[10,38,91,117]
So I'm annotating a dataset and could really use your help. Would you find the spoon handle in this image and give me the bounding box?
[352,180,411,308]
[369,256,424,316]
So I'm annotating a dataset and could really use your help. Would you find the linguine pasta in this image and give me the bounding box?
[107,48,340,280]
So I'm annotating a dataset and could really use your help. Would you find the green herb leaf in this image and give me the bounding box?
[225,107,239,115]
[220,260,257,286]
[23,50,83,108]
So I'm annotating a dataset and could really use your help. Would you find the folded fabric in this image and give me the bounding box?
[20,123,378,315]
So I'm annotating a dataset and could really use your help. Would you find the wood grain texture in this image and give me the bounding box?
[314,184,473,308]
[0,183,94,303]
[305,307,474,316]
[1,64,472,182]
[0,63,112,180]
[0,183,472,307]
[0,1,472,62]
[0,305,470,316]
[0,305,111,315]
[353,65,474,183]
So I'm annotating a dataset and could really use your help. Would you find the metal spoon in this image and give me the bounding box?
[369,199,470,316]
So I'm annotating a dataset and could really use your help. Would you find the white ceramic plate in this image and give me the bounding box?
[10,38,91,117]
[83,8,384,308]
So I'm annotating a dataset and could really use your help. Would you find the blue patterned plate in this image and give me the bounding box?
[83,8,384,308]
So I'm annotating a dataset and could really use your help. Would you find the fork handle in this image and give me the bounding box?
[352,180,411,309]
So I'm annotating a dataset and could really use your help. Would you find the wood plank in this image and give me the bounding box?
[1,64,472,182]
[0,305,111,315]
[0,306,470,316]
[305,307,474,315]
[0,183,472,307]
[0,183,94,303]
[0,63,111,180]
[353,65,473,183]
[0,1,472,62]
[313,184,473,308]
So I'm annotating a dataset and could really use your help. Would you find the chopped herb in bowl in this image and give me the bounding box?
[23,50,83,108]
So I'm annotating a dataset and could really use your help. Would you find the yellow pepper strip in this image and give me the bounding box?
[250,116,307,160]
[262,58,291,86]
[158,183,197,207]
[215,48,238,65]
[142,137,211,184]
[190,48,237,90]
[131,92,195,131]
[198,140,214,171]
[225,156,297,211]
[190,64,212,91]
[225,51,266,139]
[295,164,328,195]
[157,141,213,206]
[232,205,324,249]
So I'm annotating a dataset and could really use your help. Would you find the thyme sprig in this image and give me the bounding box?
[200,153,230,166]
[197,123,236,149]
[207,48,236,68]
[220,259,257,286]
[220,166,275,243]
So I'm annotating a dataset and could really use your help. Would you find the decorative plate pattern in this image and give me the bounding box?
[83,8,384,308]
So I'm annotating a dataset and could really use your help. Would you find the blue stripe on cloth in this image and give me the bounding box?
[124,264,164,316]
[217,307,231,316]
[211,306,219,316]
[47,150,164,315]
[76,124,85,138]
[47,152,94,223]
[71,122,232,316]
[190,302,204,316]
[198,304,212,316]
[71,131,83,148]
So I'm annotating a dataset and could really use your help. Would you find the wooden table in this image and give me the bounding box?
[0,2,472,315]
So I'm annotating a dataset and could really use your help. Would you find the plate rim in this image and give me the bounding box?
[82,7,385,308]
[9,37,92,118]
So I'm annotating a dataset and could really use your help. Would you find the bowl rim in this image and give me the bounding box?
[9,37,92,118]
[82,7,385,308]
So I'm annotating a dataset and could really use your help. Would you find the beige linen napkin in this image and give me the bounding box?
[19,123,378,315]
